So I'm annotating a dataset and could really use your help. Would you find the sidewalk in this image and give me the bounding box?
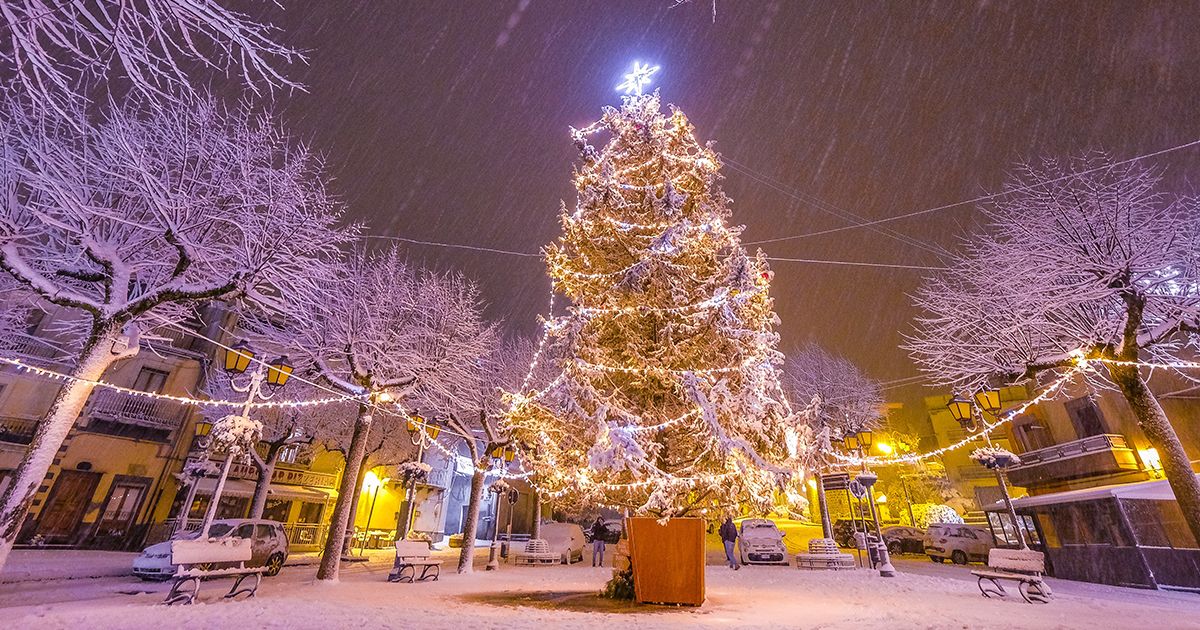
[0,550,137,583]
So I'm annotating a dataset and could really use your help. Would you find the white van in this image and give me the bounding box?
[923,523,994,565]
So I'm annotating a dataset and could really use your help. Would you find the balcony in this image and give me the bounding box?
[1007,434,1140,488]
[0,415,38,445]
[142,326,206,357]
[87,389,189,431]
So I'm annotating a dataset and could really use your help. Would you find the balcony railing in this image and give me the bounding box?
[1007,433,1140,488]
[88,389,189,430]
[425,468,453,489]
[0,335,65,365]
[0,415,38,445]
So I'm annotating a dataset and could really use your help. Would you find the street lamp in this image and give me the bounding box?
[197,342,291,539]
[399,412,439,540]
[844,427,896,577]
[944,391,1027,549]
[360,471,390,554]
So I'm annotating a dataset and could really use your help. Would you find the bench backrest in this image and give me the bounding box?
[171,537,251,565]
[524,538,551,554]
[988,548,1045,573]
[395,540,432,558]
[808,538,841,555]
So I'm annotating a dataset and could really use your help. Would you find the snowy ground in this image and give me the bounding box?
[3,547,1200,629]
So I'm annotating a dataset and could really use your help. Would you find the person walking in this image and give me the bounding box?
[719,516,740,570]
[590,517,609,567]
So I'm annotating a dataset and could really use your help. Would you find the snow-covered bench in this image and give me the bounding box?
[795,537,855,570]
[971,548,1053,604]
[163,537,262,605]
[513,538,559,565]
[388,541,442,583]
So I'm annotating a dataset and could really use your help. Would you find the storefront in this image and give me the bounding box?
[985,477,1200,590]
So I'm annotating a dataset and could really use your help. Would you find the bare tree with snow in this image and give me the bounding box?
[0,96,352,571]
[783,343,883,536]
[907,154,1200,542]
[245,247,498,582]
[0,0,300,111]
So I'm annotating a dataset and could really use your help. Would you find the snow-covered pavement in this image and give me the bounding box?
[3,548,1200,629]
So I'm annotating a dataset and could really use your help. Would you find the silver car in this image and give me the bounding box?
[133,519,289,580]
[737,518,788,565]
[923,523,993,565]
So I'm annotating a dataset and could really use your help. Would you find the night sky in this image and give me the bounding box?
[234,1,1200,422]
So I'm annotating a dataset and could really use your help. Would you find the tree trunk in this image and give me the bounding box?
[0,328,122,573]
[248,447,281,520]
[815,471,833,539]
[531,491,542,540]
[341,455,370,557]
[1110,364,1200,545]
[457,468,486,574]
[316,405,372,582]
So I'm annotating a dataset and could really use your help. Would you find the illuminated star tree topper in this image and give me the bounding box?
[616,61,660,95]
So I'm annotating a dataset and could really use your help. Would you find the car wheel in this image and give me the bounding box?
[265,553,285,577]
[951,550,968,565]
[929,555,944,563]
[887,541,902,555]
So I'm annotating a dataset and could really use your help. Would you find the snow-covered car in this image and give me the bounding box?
[540,522,585,564]
[737,518,787,565]
[133,519,289,581]
[881,525,925,555]
[832,518,878,548]
[924,523,993,565]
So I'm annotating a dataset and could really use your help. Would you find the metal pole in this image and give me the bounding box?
[485,490,502,570]
[198,366,264,539]
[362,484,381,555]
[175,475,200,535]
[995,468,1027,549]
[859,444,896,577]
[403,439,426,539]
[899,474,916,527]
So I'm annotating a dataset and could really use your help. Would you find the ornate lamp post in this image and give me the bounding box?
[399,412,440,540]
[197,342,291,538]
[946,389,1027,549]
[485,446,516,571]
[845,428,896,577]
[173,420,215,535]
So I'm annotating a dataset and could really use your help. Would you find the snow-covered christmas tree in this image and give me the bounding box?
[507,87,802,517]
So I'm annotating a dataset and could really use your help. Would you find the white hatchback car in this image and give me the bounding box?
[133,519,289,580]
[540,522,585,564]
[923,523,994,565]
[737,518,788,565]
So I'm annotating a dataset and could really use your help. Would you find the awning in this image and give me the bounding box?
[983,475,1191,511]
[194,478,337,502]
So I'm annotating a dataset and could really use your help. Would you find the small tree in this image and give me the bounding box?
[908,154,1200,543]
[0,97,350,570]
[783,344,883,537]
[246,248,497,581]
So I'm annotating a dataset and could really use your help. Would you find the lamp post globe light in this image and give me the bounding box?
[197,342,292,538]
[944,388,1027,549]
[846,427,896,577]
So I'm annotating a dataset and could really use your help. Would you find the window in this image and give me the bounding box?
[255,524,274,541]
[1065,396,1107,439]
[23,310,45,336]
[1013,414,1051,452]
[297,501,324,524]
[100,484,144,523]
[278,444,300,464]
[235,523,255,539]
[132,368,169,393]
[263,499,291,523]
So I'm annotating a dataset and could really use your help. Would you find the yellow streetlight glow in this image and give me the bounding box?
[877,442,894,455]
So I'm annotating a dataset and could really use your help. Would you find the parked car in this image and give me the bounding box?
[881,526,925,555]
[832,518,878,548]
[737,518,788,565]
[924,523,994,565]
[133,519,289,581]
[540,522,585,564]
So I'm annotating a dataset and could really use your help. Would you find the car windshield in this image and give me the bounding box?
[177,523,234,540]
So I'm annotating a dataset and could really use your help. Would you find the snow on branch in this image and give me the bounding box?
[0,95,354,355]
[0,0,302,110]
[907,152,1200,391]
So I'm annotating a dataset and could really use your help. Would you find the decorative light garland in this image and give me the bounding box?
[0,356,360,409]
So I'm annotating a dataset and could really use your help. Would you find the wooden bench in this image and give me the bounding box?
[796,537,855,570]
[388,541,442,583]
[513,538,559,565]
[163,538,263,605]
[971,548,1053,604]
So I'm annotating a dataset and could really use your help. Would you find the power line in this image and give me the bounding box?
[364,234,542,258]
[764,256,943,271]
[745,137,1200,246]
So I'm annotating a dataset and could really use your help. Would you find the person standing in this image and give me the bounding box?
[719,516,740,570]
[590,517,609,567]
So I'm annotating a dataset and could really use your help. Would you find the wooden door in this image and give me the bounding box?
[37,470,101,543]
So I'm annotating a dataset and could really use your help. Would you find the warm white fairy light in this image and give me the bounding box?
[0,356,359,408]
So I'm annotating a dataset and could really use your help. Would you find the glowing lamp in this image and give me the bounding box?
[223,341,254,374]
[194,421,212,437]
[857,430,873,448]
[843,433,859,451]
[265,355,293,387]
[973,387,1002,415]
[877,442,894,455]
[946,395,974,428]
[377,391,395,404]
[504,446,516,463]
[426,424,441,440]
